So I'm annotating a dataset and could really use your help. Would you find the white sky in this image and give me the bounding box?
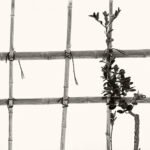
[0,0,150,150]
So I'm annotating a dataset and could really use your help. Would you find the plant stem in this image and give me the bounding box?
[129,111,140,150]
[110,120,115,150]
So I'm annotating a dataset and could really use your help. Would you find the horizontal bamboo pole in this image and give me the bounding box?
[1,49,150,61]
[0,97,149,105]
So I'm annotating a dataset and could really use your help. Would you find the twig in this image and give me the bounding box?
[129,111,140,150]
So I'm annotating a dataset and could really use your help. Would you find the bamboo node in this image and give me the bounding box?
[105,132,110,137]
[8,138,13,142]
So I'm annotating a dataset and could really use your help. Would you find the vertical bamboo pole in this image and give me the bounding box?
[60,1,72,150]
[106,0,113,150]
[8,0,15,150]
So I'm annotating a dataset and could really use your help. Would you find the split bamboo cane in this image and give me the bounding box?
[60,1,72,150]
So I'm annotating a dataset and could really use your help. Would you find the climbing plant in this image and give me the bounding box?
[89,7,146,150]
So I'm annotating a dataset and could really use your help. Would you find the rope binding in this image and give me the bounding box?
[58,97,69,108]
[6,51,15,62]
[7,98,14,108]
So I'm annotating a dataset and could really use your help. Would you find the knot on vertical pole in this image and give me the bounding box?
[7,98,14,109]
[65,50,72,59]
[62,97,69,108]
[6,51,25,79]
[58,97,69,108]
[6,51,15,62]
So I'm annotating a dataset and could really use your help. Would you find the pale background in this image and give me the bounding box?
[0,0,150,150]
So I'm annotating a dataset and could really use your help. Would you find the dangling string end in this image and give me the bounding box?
[65,50,78,85]
[18,60,25,79]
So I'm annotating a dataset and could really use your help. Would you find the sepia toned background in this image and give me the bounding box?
[0,0,150,149]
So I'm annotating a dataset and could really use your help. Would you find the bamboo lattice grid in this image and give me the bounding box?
[0,0,150,150]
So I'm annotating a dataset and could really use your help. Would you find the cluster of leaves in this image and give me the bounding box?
[89,8,137,114]
[101,50,136,113]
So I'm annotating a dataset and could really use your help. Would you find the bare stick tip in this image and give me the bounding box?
[68,0,72,7]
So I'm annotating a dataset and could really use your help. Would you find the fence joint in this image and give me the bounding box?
[6,51,15,61]
[7,98,14,108]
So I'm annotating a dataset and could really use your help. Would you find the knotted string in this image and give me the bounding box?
[6,51,25,79]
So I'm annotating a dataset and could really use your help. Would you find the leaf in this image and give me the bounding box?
[126,104,133,111]
[119,69,125,75]
[129,89,136,92]
[117,110,124,114]
[114,10,118,18]
[96,12,99,20]
[113,65,119,72]
[99,20,103,25]
[89,14,94,18]
[122,92,127,96]
[93,12,96,17]
[89,12,95,18]
[118,7,121,13]
[103,82,108,86]
[103,11,108,16]
[104,93,109,96]
[89,12,98,20]
[110,112,116,119]
[109,104,116,110]
[119,101,127,109]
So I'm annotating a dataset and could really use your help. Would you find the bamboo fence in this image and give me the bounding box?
[0,0,149,150]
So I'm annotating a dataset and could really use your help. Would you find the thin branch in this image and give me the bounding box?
[129,111,140,150]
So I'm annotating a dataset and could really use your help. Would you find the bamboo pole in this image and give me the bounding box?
[106,0,113,150]
[60,1,72,150]
[8,0,15,149]
[0,96,149,105]
[1,49,150,60]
